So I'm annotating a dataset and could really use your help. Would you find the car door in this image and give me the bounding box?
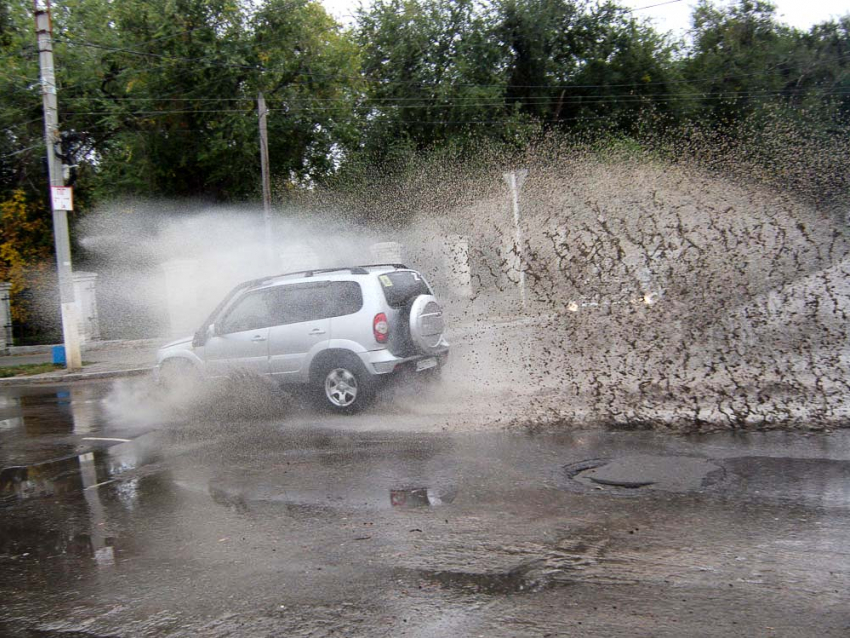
[268,282,334,380]
[203,289,275,378]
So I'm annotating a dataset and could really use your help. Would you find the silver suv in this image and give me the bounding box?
[155,264,449,412]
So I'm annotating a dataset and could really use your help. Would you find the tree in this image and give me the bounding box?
[790,17,850,117]
[0,190,52,322]
[0,0,47,202]
[353,0,685,165]
[6,0,363,200]
[251,0,363,187]
[684,0,796,121]
[355,0,513,161]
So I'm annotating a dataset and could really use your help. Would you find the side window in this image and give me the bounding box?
[327,282,363,318]
[219,290,274,334]
[270,281,363,326]
[278,286,322,324]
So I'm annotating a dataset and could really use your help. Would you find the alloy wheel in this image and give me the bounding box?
[325,368,359,407]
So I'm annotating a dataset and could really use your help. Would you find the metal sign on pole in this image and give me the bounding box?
[51,186,73,211]
[503,169,528,311]
[34,0,82,371]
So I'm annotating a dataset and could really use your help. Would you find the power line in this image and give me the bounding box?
[56,89,849,117]
[0,118,46,135]
[0,143,43,159]
[0,69,41,84]
[55,35,850,91]
[47,33,850,98]
[628,0,684,12]
[52,64,847,99]
[57,85,849,107]
[55,37,263,71]
[65,113,633,128]
[126,24,213,46]
[56,87,850,117]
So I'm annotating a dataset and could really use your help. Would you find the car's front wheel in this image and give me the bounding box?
[314,356,373,413]
[158,359,203,397]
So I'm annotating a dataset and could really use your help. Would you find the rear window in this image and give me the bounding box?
[378,271,431,308]
[271,281,363,325]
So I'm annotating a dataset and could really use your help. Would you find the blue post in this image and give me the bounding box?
[51,345,66,365]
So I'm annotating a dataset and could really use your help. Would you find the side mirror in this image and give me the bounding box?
[192,323,217,347]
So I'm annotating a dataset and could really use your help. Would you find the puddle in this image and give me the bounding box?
[206,479,458,513]
[0,627,108,638]
[0,443,139,504]
[718,457,850,507]
[0,416,23,431]
[390,487,456,508]
[209,484,250,514]
[0,445,171,583]
[0,386,121,461]
[566,455,725,493]
[565,454,850,503]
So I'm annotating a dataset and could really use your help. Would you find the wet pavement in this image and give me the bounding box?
[1,380,849,637]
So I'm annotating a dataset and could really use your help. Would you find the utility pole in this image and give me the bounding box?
[257,92,274,267]
[34,0,82,371]
[503,169,528,311]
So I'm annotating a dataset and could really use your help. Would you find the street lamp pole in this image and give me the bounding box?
[503,169,528,311]
[34,0,82,370]
[258,92,274,267]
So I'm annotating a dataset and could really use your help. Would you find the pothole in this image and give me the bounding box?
[564,455,725,494]
[407,560,552,595]
[400,531,610,596]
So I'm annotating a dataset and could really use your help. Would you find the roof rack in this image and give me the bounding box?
[253,265,382,282]
[356,263,409,270]
[257,264,408,282]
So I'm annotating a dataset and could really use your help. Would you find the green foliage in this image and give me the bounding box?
[42,0,363,199]
[355,0,510,156]
[0,0,848,210]
[0,0,847,343]
[0,190,53,322]
[349,0,684,172]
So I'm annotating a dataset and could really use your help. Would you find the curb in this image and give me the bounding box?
[0,366,153,387]
[8,338,169,356]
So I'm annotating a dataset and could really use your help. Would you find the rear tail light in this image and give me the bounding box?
[373,313,389,343]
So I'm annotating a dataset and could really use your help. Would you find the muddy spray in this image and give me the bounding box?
[52,127,850,431]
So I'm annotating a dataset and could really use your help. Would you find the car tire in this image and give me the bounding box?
[313,355,374,414]
[158,359,202,396]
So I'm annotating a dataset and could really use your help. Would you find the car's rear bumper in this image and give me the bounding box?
[359,347,449,375]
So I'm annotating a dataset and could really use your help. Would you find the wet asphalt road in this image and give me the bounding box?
[1,380,849,637]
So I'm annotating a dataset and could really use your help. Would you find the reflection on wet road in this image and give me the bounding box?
[1,379,849,637]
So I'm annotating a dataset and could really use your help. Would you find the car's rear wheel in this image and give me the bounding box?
[314,356,373,414]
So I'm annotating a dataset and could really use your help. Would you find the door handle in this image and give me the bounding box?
[251,335,267,342]
[309,329,326,335]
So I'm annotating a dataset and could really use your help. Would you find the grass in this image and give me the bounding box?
[0,363,64,378]
[0,361,96,378]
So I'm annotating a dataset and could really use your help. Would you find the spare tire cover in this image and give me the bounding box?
[408,295,445,354]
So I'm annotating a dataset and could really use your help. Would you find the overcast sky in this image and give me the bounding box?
[321,0,849,35]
